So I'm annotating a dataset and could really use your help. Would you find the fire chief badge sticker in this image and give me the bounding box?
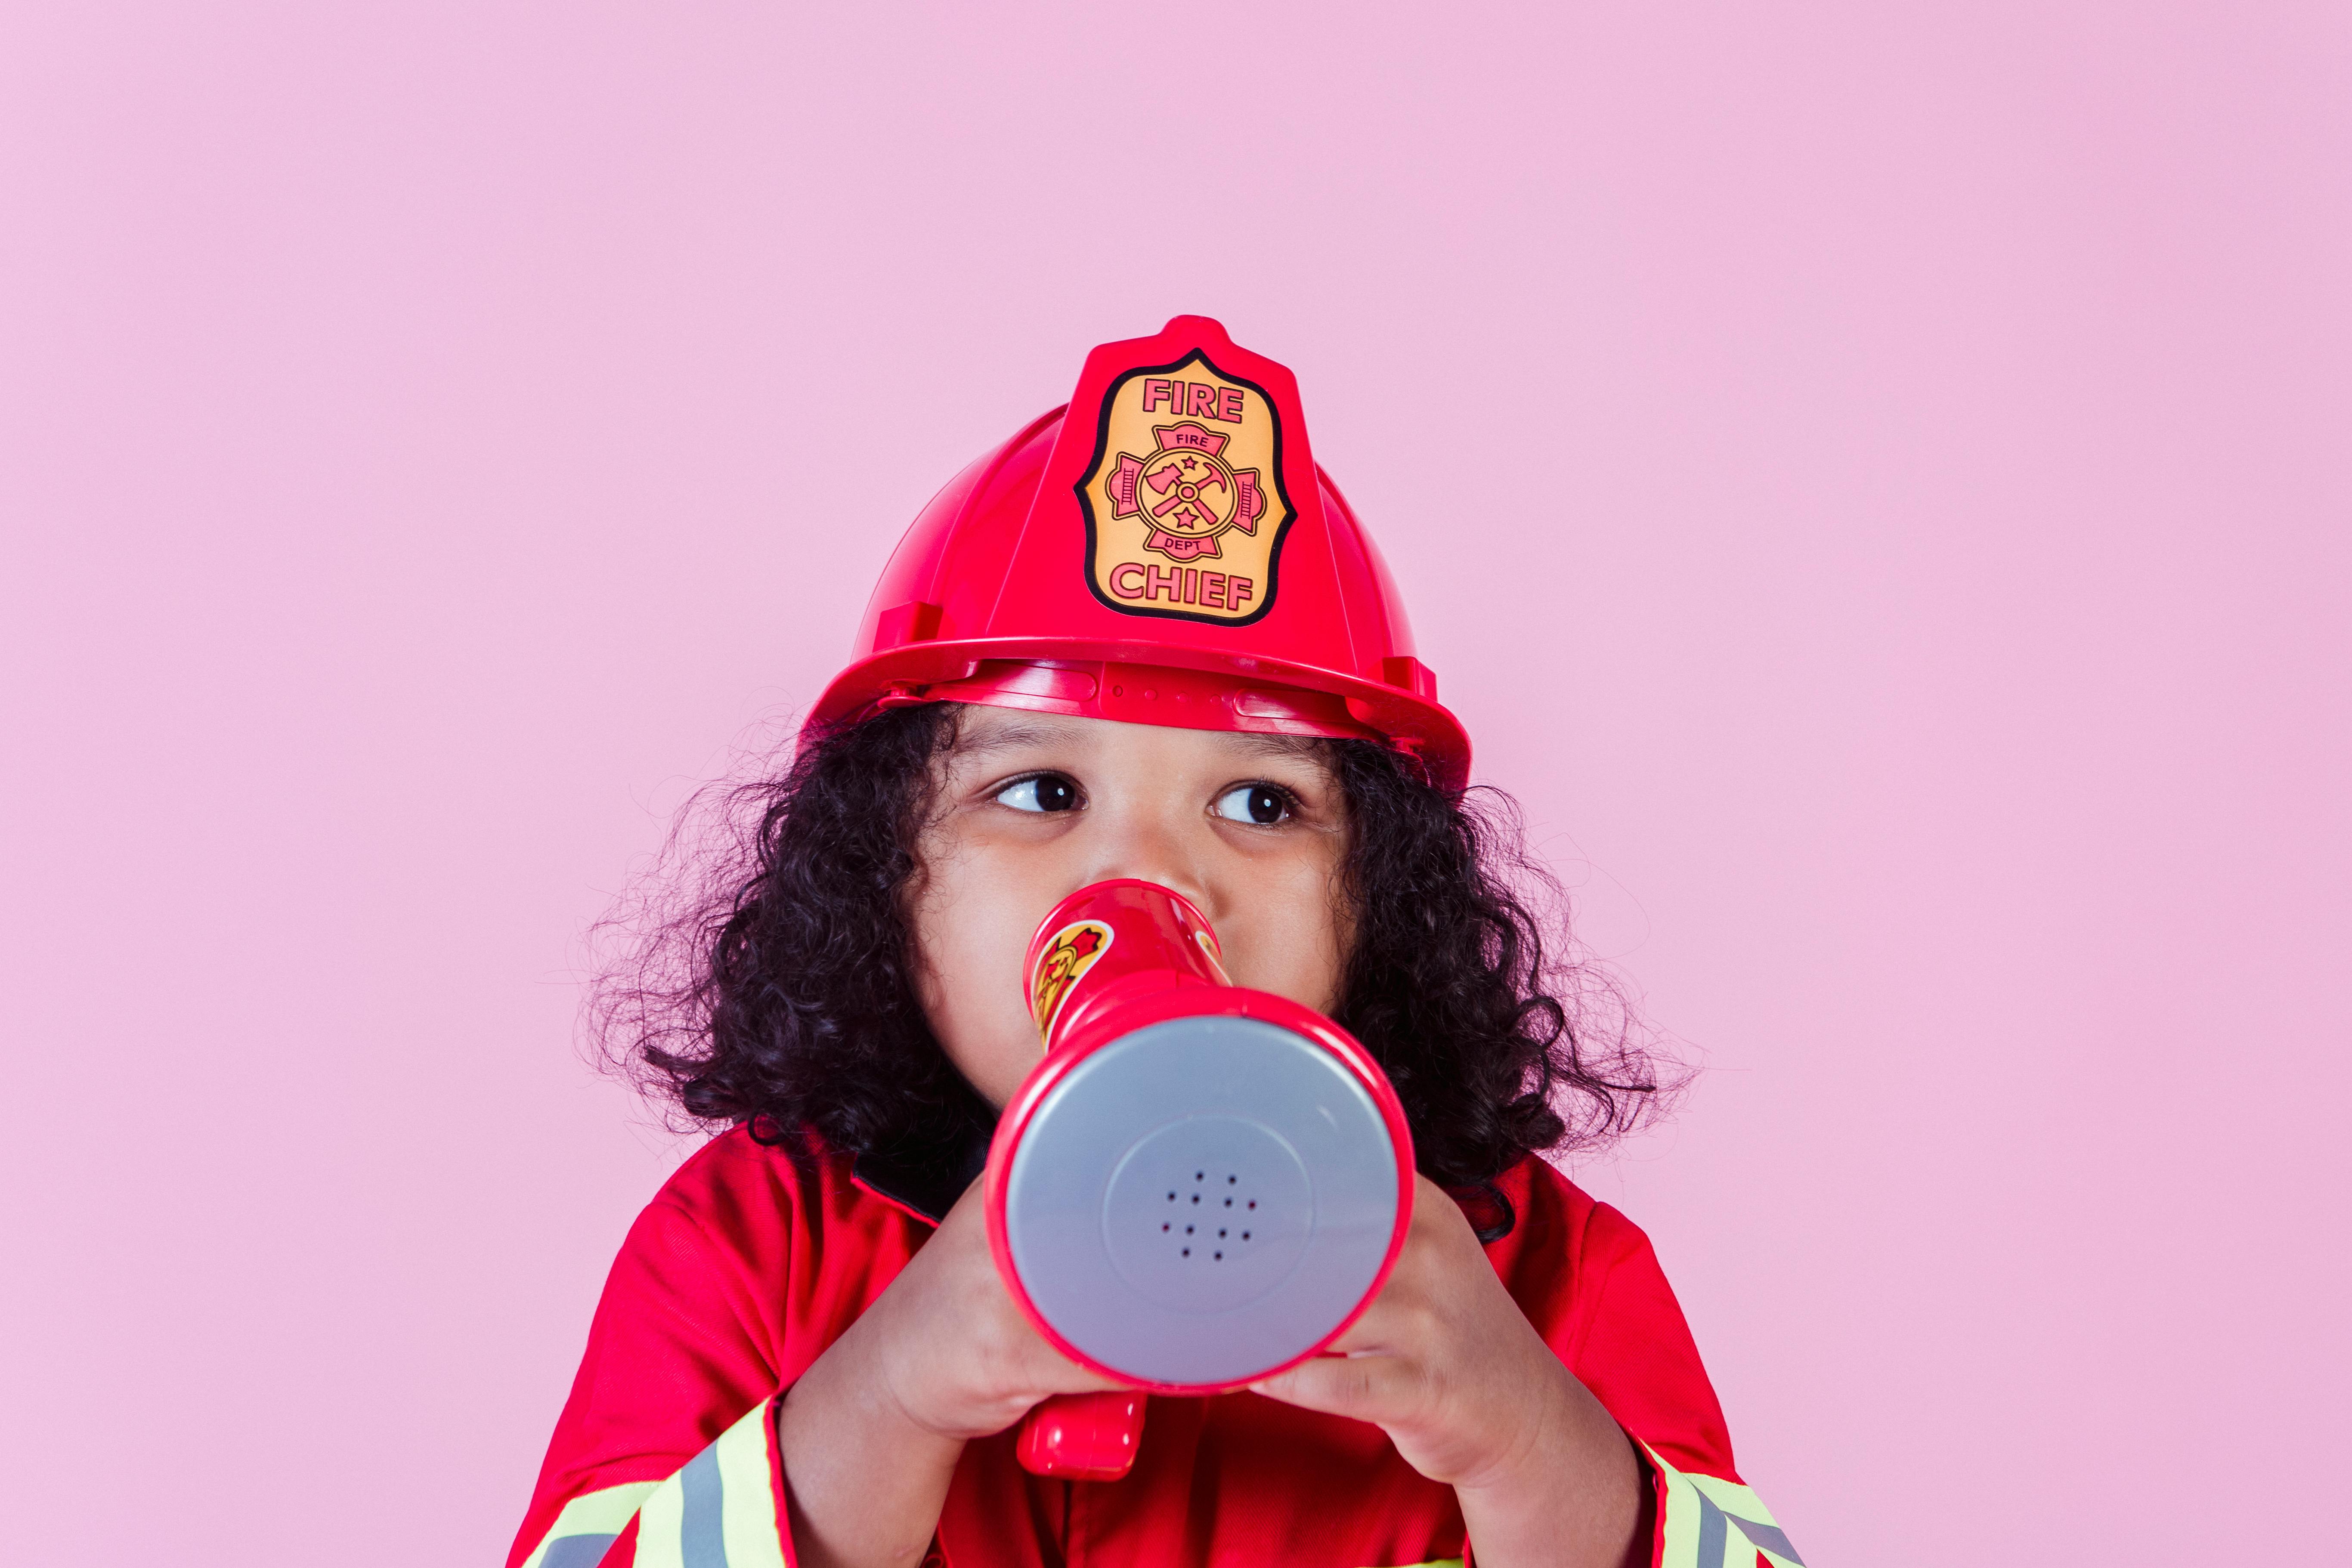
[1077,353,1297,624]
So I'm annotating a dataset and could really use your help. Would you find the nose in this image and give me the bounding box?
[1075,795,1218,925]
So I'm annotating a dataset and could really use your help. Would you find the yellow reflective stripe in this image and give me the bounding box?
[634,1466,687,1568]
[518,1480,660,1568]
[635,1398,789,1568]
[715,1398,790,1568]
[1640,1441,1801,1568]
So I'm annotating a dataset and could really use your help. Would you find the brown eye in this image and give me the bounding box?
[1212,783,1291,826]
[996,774,1080,813]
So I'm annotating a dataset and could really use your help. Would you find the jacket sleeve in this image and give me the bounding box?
[1567,1203,1802,1568]
[506,1194,799,1568]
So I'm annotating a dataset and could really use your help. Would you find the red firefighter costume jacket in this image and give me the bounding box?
[507,1126,1798,1568]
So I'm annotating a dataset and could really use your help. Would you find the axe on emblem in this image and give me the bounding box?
[1145,461,1229,532]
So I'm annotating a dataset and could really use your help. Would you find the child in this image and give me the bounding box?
[508,319,1796,1568]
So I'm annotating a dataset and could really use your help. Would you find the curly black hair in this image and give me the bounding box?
[595,704,1666,1232]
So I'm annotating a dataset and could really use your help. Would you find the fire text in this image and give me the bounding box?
[1139,378,1244,424]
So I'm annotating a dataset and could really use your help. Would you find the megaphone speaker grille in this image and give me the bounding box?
[1101,1114,1312,1311]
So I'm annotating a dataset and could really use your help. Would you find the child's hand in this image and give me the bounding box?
[777,1178,1121,1567]
[1248,1175,1646,1566]
[1247,1174,1568,1482]
[853,1175,1124,1441]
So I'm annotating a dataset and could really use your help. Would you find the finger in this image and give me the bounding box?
[1035,1349,1127,1397]
[1318,1280,1456,1359]
[1315,1307,1417,1360]
[1249,1351,1423,1426]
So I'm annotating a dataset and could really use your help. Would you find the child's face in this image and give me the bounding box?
[909,705,1352,1110]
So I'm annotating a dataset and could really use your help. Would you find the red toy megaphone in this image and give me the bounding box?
[984,880,1415,1481]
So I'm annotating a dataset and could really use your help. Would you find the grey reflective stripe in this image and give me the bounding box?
[1724,1513,1803,1565]
[681,1442,729,1568]
[1696,1490,1727,1565]
[540,1537,619,1568]
[1693,1487,1804,1566]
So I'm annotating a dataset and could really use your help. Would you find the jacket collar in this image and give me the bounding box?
[848,1116,993,1226]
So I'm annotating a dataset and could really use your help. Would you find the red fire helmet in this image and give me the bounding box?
[808,315,1471,792]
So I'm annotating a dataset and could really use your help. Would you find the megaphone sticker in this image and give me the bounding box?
[1030,919,1114,1036]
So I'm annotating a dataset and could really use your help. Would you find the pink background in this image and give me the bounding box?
[5,4,2347,1563]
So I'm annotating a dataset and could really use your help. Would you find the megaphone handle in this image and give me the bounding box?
[1016,1391,1147,1481]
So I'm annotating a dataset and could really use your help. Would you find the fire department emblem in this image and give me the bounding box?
[1029,919,1114,1037]
[1104,425,1266,563]
[1077,353,1297,625]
